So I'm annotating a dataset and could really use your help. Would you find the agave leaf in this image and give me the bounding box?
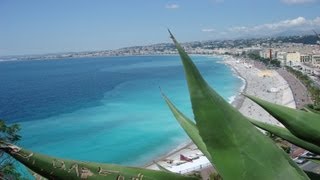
[301,107,313,113]
[244,94,320,146]
[168,30,309,180]
[0,144,198,180]
[162,93,211,161]
[303,106,320,115]
[249,119,320,155]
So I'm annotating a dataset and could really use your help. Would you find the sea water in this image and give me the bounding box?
[0,55,243,166]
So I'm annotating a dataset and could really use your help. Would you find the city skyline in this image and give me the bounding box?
[1,0,320,56]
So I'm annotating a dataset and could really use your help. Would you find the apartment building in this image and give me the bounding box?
[286,52,301,66]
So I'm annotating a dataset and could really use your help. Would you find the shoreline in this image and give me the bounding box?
[143,141,193,168]
[224,56,295,125]
[0,53,219,62]
[144,55,297,174]
[225,59,248,109]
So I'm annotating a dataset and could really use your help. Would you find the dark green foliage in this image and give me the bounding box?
[0,120,21,143]
[209,172,223,180]
[0,163,29,180]
[286,66,320,105]
[305,104,320,114]
[270,59,281,67]
[247,53,281,67]
[0,120,24,179]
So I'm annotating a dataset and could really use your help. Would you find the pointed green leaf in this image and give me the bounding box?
[245,94,320,146]
[1,144,198,180]
[169,30,309,180]
[249,119,320,155]
[303,106,320,115]
[162,93,211,161]
[301,107,313,113]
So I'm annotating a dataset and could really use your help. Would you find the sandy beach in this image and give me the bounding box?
[145,55,297,176]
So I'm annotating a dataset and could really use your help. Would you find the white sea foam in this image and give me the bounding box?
[228,95,236,103]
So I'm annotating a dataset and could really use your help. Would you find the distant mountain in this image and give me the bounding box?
[271,35,319,45]
[2,30,320,61]
[273,29,320,37]
[231,29,320,42]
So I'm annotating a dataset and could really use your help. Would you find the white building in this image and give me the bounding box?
[286,52,301,66]
[312,55,320,68]
[276,52,287,66]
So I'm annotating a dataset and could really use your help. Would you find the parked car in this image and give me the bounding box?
[305,152,317,157]
[294,157,308,165]
[300,151,317,158]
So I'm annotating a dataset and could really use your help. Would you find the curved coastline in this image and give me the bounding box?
[223,56,248,109]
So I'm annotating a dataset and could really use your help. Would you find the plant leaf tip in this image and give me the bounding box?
[167,29,174,39]
[158,86,167,99]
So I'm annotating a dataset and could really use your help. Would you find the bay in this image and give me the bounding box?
[0,55,242,166]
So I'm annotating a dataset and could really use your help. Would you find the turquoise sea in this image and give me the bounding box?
[0,55,243,166]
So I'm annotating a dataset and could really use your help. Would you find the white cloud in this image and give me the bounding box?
[312,17,320,25]
[228,16,320,35]
[281,0,316,4]
[165,3,179,9]
[202,28,216,32]
[229,26,249,32]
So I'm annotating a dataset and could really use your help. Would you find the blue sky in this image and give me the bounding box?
[1,0,320,56]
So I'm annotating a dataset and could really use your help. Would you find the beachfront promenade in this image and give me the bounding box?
[146,56,305,177]
[277,68,313,109]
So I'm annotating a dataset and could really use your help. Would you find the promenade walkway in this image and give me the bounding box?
[277,68,312,109]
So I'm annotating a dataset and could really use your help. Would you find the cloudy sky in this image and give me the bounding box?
[0,0,320,56]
